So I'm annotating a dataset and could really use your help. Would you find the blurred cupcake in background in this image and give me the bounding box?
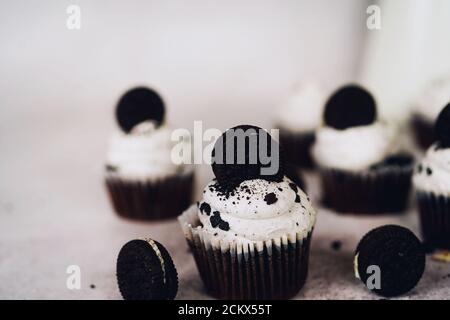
[275,83,326,169]
[105,87,194,220]
[179,125,316,299]
[313,84,414,214]
[411,78,450,150]
[414,103,450,250]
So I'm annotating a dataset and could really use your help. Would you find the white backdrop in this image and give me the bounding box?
[0,0,369,198]
[0,0,367,126]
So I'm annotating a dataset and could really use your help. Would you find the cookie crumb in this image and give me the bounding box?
[331,240,342,251]
[264,193,278,205]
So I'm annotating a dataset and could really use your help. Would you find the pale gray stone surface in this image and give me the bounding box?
[1,124,449,300]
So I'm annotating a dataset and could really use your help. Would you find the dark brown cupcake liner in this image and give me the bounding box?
[179,206,313,300]
[105,171,194,220]
[278,128,315,169]
[417,191,450,250]
[411,114,436,150]
[319,166,412,214]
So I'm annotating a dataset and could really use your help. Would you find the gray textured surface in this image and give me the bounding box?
[1,133,449,300]
[0,109,448,300]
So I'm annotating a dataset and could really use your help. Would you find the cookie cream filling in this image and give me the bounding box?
[106,121,191,181]
[414,78,450,123]
[277,83,326,133]
[196,176,316,243]
[354,253,360,279]
[144,238,166,284]
[312,122,398,172]
[413,143,450,195]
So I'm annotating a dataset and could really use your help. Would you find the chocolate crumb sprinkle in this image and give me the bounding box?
[331,240,342,251]
[289,183,298,193]
[210,212,221,227]
[264,192,278,205]
[219,220,230,231]
[105,164,118,172]
[199,202,211,215]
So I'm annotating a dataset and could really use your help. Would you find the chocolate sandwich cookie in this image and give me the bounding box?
[435,102,450,148]
[116,87,165,133]
[211,125,284,192]
[324,84,377,130]
[116,239,178,300]
[354,225,425,297]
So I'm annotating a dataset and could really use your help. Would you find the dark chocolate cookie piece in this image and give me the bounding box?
[211,125,284,191]
[324,84,377,130]
[435,103,450,148]
[116,239,178,300]
[116,87,165,133]
[355,225,425,297]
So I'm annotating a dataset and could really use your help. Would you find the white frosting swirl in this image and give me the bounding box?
[414,78,450,123]
[106,121,190,181]
[312,122,398,171]
[277,83,326,133]
[413,143,450,195]
[197,176,316,243]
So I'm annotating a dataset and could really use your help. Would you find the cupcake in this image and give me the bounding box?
[178,125,316,300]
[411,78,450,150]
[105,87,194,220]
[414,103,450,250]
[312,84,414,214]
[276,83,326,169]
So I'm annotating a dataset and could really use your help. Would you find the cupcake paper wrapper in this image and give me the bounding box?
[105,172,194,220]
[179,206,313,300]
[319,166,412,214]
[417,191,450,250]
[279,129,315,169]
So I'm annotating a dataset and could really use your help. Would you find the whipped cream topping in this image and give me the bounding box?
[414,78,450,123]
[312,122,398,171]
[196,176,316,243]
[277,83,326,133]
[106,121,191,181]
[413,143,450,195]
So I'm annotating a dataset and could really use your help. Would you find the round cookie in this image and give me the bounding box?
[324,84,377,130]
[355,225,425,297]
[116,87,165,133]
[211,125,284,191]
[435,102,450,148]
[116,239,178,300]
